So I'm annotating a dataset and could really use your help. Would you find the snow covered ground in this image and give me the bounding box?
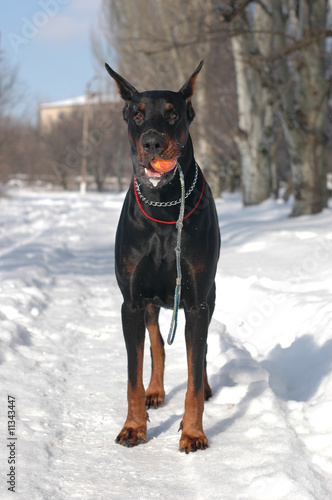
[0,187,331,500]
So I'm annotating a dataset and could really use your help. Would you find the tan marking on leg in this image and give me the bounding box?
[179,345,208,453]
[145,304,165,408]
[116,343,147,446]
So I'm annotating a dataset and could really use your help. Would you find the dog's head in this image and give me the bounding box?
[105,61,203,187]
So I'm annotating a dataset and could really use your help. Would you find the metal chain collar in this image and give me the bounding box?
[134,162,199,207]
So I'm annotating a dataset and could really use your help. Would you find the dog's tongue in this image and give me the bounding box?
[150,158,177,174]
[144,165,162,178]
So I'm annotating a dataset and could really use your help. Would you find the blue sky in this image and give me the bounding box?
[0,0,112,121]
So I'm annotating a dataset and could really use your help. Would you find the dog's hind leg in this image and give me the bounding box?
[115,302,147,447]
[145,304,165,409]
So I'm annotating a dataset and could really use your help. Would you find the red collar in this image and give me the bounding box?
[133,170,205,224]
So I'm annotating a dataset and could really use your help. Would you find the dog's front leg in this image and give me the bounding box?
[145,304,165,409]
[115,302,147,447]
[180,306,210,453]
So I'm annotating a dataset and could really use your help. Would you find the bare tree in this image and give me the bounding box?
[0,39,19,118]
[42,104,131,191]
[0,43,39,184]
[221,0,331,215]
[229,4,275,205]
[86,106,130,191]
[272,0,330,216]
[42,114,82,189]
[96,0,237,197]
[0,37,21,179]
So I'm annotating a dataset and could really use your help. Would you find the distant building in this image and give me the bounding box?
[39,92,120,131]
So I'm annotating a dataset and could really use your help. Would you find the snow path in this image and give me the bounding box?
[0,190,331,499]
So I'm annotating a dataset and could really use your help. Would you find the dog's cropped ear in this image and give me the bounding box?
[179,60,204,102]
[105,63,139,122]
[105,63,138,103]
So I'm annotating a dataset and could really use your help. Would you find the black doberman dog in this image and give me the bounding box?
[105,60,220,453]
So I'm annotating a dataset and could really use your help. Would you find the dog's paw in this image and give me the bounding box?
[145,392,165,409]
[179,431,209,454]
[115,426,147,447]
[145,387,165,409]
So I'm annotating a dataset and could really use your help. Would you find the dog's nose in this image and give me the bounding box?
[142,132,165,155]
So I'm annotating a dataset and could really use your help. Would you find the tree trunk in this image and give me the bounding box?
[195,68,222,198]
[100,0,221,197]
[231,5,274,205]
[284,127,327,216]
[272,0,328,216]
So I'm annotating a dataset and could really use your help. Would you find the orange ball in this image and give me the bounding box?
[150,157,177,173]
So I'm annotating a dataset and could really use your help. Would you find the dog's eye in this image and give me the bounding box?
[133,111,144,122]
[167,111,178,122]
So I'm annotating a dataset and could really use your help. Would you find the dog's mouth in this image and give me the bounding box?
[139,158,178,186]
[144,163,162,178]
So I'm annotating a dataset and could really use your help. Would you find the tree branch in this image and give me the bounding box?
[215,0,255,23]
[260,29,332,62]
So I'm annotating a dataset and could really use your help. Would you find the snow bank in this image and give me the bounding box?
[0,189,331,499]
